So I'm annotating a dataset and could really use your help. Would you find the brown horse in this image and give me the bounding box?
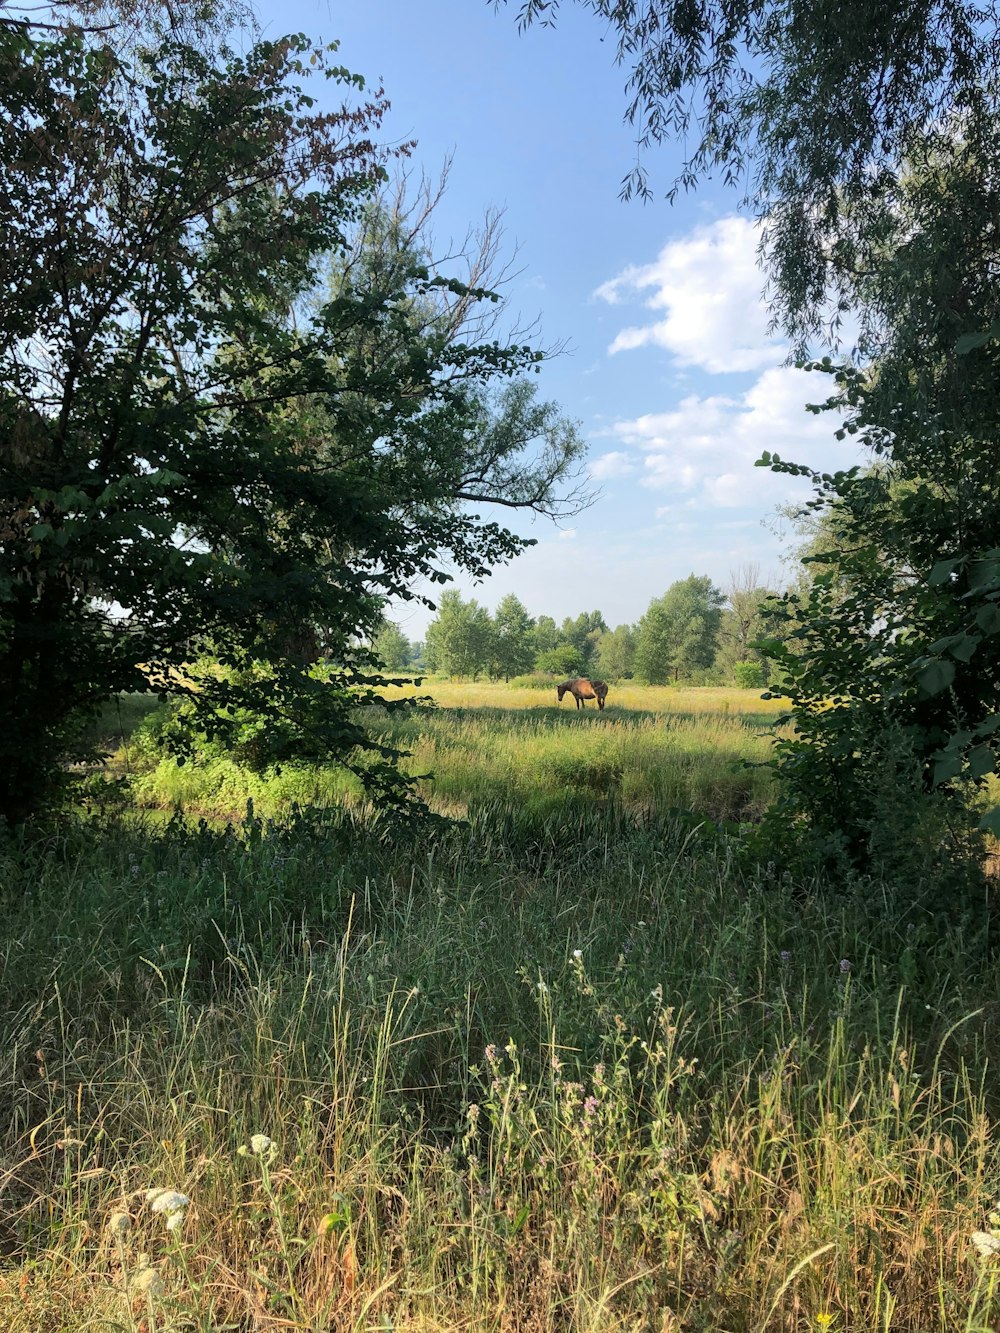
[557,677,609,711]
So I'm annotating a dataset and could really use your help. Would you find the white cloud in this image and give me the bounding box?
[588,450,636,480]
[611,365,851,508]
[558,527,577,540]
[594,216,780,374]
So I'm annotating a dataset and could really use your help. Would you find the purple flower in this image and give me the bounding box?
[780,950,792,963]
[583,1095,598,1117]
[839,958,852,974]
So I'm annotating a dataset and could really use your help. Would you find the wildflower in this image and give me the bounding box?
[780,950,792,963]
[536,980,548,994]
[250,1134,274,1155]
[839,957,851,974]
[107,1210,131,1236]
[815,1315,836,1330]
[971,1231,1000,1258]
[131,1266,164,1297]
[484,1044,497,1064]
[582,1095,598,1117]
[146,1189,189,1230]
[572,949,583,961]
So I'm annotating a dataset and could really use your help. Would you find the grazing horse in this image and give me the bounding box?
[557,677,609,711]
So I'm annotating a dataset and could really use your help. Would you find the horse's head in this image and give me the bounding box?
[556,682,568,702]
[593,681,608,710]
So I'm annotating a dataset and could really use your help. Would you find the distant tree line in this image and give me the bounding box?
[374,566,781,686]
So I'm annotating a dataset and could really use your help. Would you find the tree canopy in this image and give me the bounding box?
[496,0,1000,348]
[634,576,724,684]
[0,8,587,823]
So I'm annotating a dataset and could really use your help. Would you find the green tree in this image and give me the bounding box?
[373,621,413,673]
[0,14,584,824]
[529,614,560,659]
[424,591,494,678]
[634,576,724,684]
[535,644,584,677]
[490,594,535,680]
[559,610,607,674]
[595,624,635,681]
[749,120,1000,872]
[714,565,778,683]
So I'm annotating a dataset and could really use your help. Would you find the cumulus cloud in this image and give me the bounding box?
[588,450,636,480]
[611,366,851,508]
[594,216,780,374]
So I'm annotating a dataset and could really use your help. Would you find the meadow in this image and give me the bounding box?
[1,683,999,1331]
[123,682,786,825]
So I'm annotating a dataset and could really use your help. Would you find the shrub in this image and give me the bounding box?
[733,661,766,689]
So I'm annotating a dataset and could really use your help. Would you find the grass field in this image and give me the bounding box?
[2,684,999,1330]
[118,682,786,824]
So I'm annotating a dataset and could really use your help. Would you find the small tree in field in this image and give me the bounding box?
[596,624,636,681]
[373,621,413,673]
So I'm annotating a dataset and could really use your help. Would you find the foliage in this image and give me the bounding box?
[714,564,778,683]
[634,575,724,684]
[496,0,999,350]
[595,622,636,680]
[0,13,585,825]
[557,608,606,673]
[528,612,560,658]
[534,643,584,676]
[424,590,494,678]
[754,121,1000,873]
[489,593,535,680]
[732,660,765,690]
[372,620,413,672]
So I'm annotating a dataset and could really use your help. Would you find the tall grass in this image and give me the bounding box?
[124,684,783,823]
[0,799,998,1329]
[2,686,999,1329]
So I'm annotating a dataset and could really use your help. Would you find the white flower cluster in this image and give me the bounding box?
[146,1188,190,1231]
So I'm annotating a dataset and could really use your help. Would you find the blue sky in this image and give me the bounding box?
[259,0,862,639]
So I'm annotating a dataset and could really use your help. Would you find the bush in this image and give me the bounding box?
[509,673,564,690]
[534,646,584,676]
[733,661,766,689]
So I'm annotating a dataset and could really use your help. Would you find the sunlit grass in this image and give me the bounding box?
[0,808,998,1330]
[123,682,784,822]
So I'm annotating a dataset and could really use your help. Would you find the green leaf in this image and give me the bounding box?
[917,659,955,695]
[967,745,995,780]
[948,634,979,663]
[956,320,1000,354]
[975,604,1000,636]
[927,558,961,586]
[979,807,1000,838]
[933,753,963,786]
